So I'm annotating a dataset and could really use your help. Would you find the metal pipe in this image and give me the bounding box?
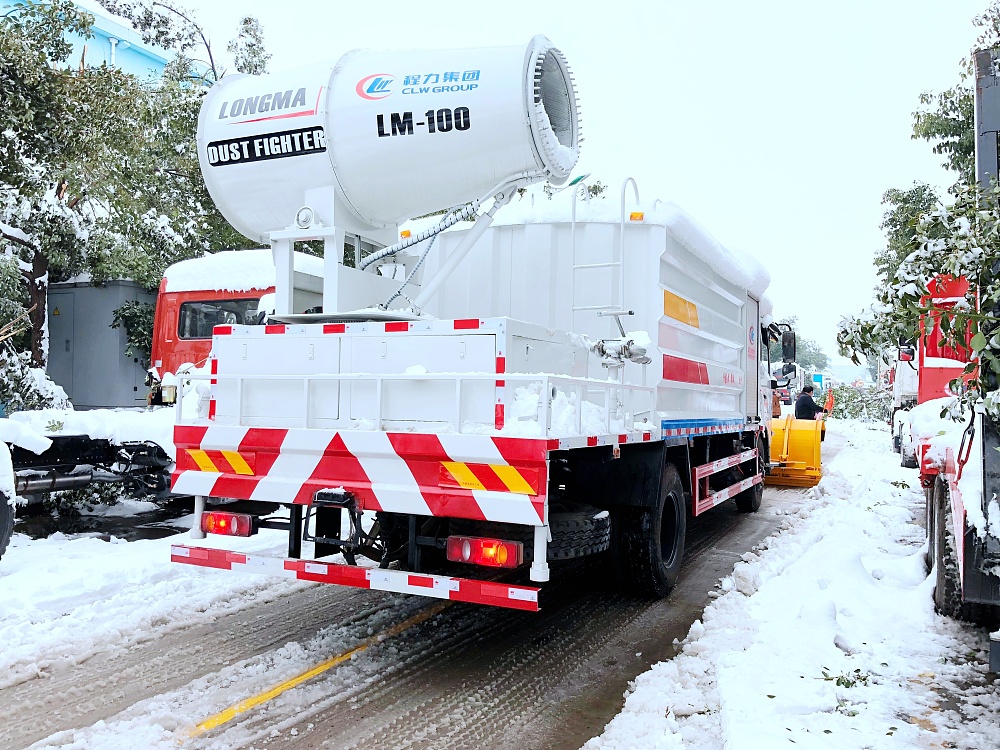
[413,188,516,310]
[530,524,550,582]
[618,177,640,312]
[191,495,207,540]
[16,472,94,494]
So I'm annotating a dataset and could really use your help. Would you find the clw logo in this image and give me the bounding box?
[356,74,394,100]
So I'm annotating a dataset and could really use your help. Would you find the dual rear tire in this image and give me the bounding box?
[611,464,687,598]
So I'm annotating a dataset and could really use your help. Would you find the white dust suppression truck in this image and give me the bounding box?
[169,36,786,611]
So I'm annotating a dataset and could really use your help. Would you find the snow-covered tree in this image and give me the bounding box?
[0,0,148,366]
[837,182,1000,416]
[0,1,267,370]
[838,5,1000,416]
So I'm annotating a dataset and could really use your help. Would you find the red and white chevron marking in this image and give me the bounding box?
[171,545,540,611]
[172,425,551,526]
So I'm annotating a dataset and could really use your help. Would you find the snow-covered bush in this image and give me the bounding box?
[0,349,69,414]
[48,483,127,514]
[829,384,890,422]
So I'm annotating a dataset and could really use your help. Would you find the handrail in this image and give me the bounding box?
[618,177,640,314]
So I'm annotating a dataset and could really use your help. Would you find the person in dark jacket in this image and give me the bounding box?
[794,385,827,420]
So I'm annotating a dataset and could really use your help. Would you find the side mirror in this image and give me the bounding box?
[898,346,915,362]
[781,362,796,376]
[781,330,796,363]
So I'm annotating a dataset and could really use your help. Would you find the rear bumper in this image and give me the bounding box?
[171,544,540,612]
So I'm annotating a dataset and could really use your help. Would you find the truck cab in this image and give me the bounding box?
[148,249,324,401]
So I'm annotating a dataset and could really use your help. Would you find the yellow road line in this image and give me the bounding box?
[188,601,453,738]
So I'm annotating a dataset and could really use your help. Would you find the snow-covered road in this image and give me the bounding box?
[2,420,998,749]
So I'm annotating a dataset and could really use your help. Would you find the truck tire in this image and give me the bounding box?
[0,493,13,561]
[932,477,980,621]
[611,462,686,598]
[449,503,610,562]
[735,434,765,513]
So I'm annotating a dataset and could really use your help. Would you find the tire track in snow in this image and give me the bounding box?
[204,506,789,750]
[2,584,407,749]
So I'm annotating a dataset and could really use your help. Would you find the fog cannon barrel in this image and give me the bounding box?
[197,35,581,243]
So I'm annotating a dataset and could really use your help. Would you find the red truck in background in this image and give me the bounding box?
[148,249,323,400]
[895,275,971,469]
[894,269,999,634]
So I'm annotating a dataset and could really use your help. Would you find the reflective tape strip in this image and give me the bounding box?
[441,461,486,491]
[221,450,254,476]
[663,289,700,327]
[489,464,537,495]
[186,449,219,473]
[171,545,540,611]
[440,462,538,496]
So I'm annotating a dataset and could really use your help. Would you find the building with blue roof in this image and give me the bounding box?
[4,0,169,78]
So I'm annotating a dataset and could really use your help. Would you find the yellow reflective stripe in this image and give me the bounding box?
[442,461,486,491]
[663,289,700,328]
[490,464,537,496]
[187,449,219,473]
[221,450,253,476]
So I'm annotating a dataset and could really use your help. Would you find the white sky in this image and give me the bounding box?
[172,1,990,365]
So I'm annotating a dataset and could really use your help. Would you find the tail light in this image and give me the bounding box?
[201,511,255,537]
[446,536,523,569]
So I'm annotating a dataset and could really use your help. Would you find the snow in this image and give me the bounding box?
[0,528,308,692]
[0,417,52,454]
[162,249,323,293]
[0,442,14,503]
[586,421,1000,750]
[0,421,997,747]
[8,406,177,460]
[0,218,31,245]
[923,356,967,368]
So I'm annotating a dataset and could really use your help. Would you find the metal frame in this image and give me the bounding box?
[690,447,760,516]
[179,370,656,439]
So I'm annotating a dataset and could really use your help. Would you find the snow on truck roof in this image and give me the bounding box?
[162,249,324,293]
[401,195,771,301]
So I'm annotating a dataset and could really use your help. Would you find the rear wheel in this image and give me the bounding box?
[0,493,13,561]
[612,463,686,597]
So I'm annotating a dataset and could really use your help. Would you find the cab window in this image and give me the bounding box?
[178,299,260,339]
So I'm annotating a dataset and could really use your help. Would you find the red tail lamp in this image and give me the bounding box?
[201,511,254,537]
[446,536,523,569]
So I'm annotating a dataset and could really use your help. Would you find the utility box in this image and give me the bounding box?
[47,279,156,409]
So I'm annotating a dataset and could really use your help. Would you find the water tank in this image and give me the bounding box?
[197,35,581,243]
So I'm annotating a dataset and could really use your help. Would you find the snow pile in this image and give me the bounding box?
[8,406,177,459]
[907,397,966,453]
[163,249,323,293]
[0,529,309,692]
[481,381,629,438]
[3,369,208,464]
[585,421,1000,750]
[0,417,52,454]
